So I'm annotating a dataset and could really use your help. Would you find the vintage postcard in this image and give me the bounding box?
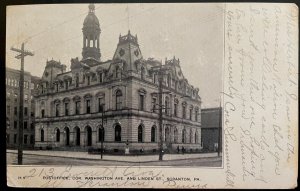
[6,3,298,188]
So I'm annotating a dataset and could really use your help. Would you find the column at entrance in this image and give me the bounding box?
[70,131,74,146]
[92,130,97,146]
[81,131,85,147]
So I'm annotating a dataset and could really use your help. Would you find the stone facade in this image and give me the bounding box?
[6,67,40,148]
[34,4,202,153]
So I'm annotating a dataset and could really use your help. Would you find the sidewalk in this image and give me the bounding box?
[7,149,220,163]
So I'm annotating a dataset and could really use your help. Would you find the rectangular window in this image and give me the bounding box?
[24,121,28,129]
[86,100,91,114]
[24,135,28,144]
[7,105,10,115]
[65,81,69,90]
[56,83,59,92]
[182,106,186,119]
[55,104,59,117]
[174,103,177,117]
[116,94,122,110]
[25,94,28,101]
[6,134,10,144]
[14,134,17,144]
[152,98,157,112]
[65,103,69,116]
[14,107,17,116]
[195,110,198,122]
[30,135,34,144]
[41,109,45,118]
[14,121,17,129]
[76,101,80,115]
[24,107,28,116]
[139,95,144,111]
[30,122,34,129]
[190,109,193,120]
[98,97,104,112]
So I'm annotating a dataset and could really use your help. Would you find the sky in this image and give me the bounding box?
[6,3,224,108]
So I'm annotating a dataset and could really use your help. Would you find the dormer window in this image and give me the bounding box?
[167,74,171,87]
[65,81,69,90]
[141,67,145,80]
[99,72,103,83]
[75,74,79,88]
[116,66,121,78]
[55,83,59,92]
[41,85,44,94]
[87,76,91,85]
[153,73,157,84]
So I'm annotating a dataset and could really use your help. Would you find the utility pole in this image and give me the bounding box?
[11,43,34,165]
[158,67,164,161]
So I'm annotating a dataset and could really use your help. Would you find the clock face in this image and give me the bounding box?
[119,48,125,57]
[134,49,139,57]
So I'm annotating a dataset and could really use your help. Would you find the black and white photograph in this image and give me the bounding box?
[5,2,298,189]
[6,3,223,167]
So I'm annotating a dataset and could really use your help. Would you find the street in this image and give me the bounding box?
[7,152,222,167]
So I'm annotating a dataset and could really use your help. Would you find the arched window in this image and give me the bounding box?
[98,126,105,142]
[138,125,143,142]
[41,129,44,142]
[56,129,60,142]
[182,129,186,143]
[174,128,178,143]
[116,90,122,110]
[115,125,121,142]
[151,126,156,142]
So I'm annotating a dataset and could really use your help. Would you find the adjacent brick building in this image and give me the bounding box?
[34,4,202,153]
[6,67,40,148]
[201,107,222,152]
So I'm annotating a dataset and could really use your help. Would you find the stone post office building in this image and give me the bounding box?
[34,4,202,152]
